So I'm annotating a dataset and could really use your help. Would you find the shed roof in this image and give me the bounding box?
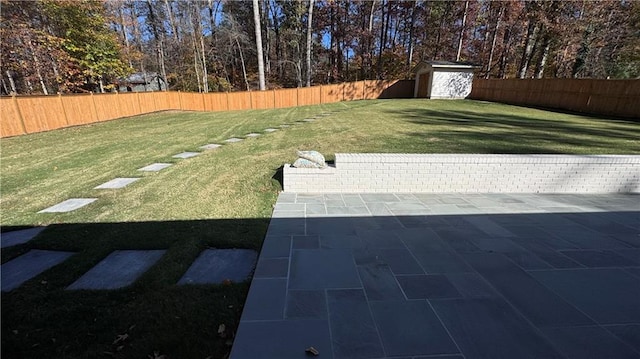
[413,61,481,73]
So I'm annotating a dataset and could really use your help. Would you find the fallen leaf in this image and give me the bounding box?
[305,347,319,356]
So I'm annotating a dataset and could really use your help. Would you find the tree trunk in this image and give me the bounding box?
[253,0,266,90]
[534,35,551,78]
[6,70,17,94]
[485,5,504,79]
[407,0,416,69]
[164,0,179,42]
[518,22,539,79]
[456,0,469,61]
[235,38,250,91]
[305,0,314,86]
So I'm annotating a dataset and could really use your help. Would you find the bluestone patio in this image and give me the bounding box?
[231,192,640,359]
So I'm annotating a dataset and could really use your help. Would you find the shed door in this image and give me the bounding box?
[417,73,430,98]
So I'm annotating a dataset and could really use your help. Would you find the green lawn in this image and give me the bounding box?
[2,99,639,358]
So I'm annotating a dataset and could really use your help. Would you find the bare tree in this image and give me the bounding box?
[253,0,265,90]
[305,0,314,86]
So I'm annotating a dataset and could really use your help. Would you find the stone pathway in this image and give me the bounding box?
[138,163,172,172]
[67,250,166,290]
[94,178,140,189]
[172,151,200,159]
[1,227,46,248]
[1,250,75,291]
[19,110,332,290]
[38,198,97,213]
[178,249,258,285]
[231,192,640,359]
[200,143,222,150]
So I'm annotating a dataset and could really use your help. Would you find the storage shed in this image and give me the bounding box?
[413,61,480,99]
[118,72,167,92]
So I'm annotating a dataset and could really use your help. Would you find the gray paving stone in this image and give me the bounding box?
[396,274,461,299]
[431,297,563,359]
[289,249,361,289]
[199,143,222,150]
[178,249,257,285]
[305,204,327,216]
[271,210,305,219]
[137,163,172,172]
[320,234,363,249]
[354,247,424,275]
[265,218,304,236]
[230,319,332,359]
[606,324,640,353]
[504,251,553,270]
[38,198,98,213]
[260,235,292,258]
[326,206,370,216]
[286,290,327,319]
[370,300,459,357]
[462,252,594,327]
[361,193,400,202]
[1,250,74,291]
[94,177,140,189]
[263,128,278,132]
[445,272,500,298]
[172,151,200,159]
[68,250,165,290]
[541,326,639,359]
[558,249,639,267]
[1,227,46,248]
[241,278,287,320]
[292,235,319,249]
[245,133,261,137]
[357,264,404,300]
[224,137,243,143]
[530,268,640,324]
[327,289,384,359]
[253,258,288,278]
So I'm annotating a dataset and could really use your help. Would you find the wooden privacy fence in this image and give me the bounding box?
[470,78,640,119]
[0,80,414,138]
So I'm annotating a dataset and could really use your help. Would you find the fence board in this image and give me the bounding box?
[274,88,297,108]
[137,92,159,113]
[321,84,343,103]
[297,87,321,106]
[471,78,639,119]
[92,93,121,121]
[180,93,205,111]
[251,91,275,109]
[17,96,67,133]
[204,93,229,111]
[227,92,251,111]
[61,93,97,126]
[0,97,25,137]
[343,81,365,101]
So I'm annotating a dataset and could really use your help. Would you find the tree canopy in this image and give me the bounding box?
[2,0,638,95]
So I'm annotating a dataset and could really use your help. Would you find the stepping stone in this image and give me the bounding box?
[225,137,243,143]
[264,128,278,133]
[200,143,222,150]
[303,118,315,122]
[94,178,140,189]
[138,163,172,172]
[1,227,46,248]
[1,250,74,291]
[67,250,166,290]
[178,249,258,285]
[245,133,261,138]
[172,152,200,159]
[38,198,97,213]
[279,124,290,128]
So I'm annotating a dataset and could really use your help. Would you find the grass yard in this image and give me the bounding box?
[2,99,639,358]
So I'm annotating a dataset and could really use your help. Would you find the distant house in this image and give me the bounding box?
[413,61,480,99]
[118,72,167,92]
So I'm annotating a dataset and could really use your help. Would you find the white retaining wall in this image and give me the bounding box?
[283,153,640,193]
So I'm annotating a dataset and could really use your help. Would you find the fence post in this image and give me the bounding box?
[319,85,323,104]
[12,95,27,134]
[58,93,70,126]
[178,91,184,110]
